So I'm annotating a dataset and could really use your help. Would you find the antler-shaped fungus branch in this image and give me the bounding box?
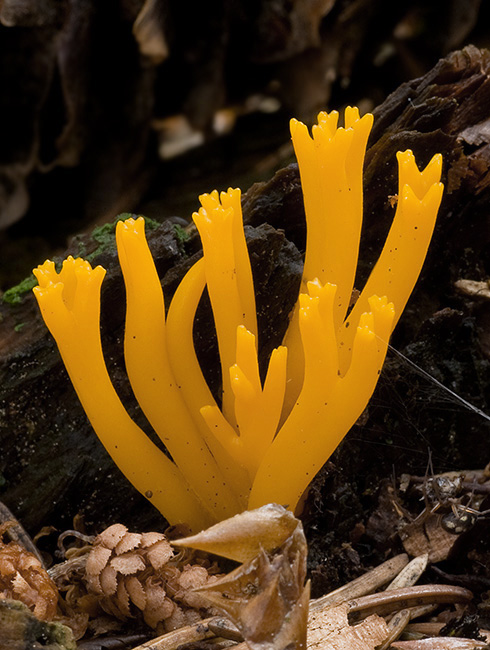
[33,258,211,530]
[32,107,444,530]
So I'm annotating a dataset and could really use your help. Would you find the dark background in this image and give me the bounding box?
[0,0,489,288]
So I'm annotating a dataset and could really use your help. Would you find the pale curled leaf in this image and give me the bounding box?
[308,603,389,650]
[190,505,309,650]
[172,504,298,562]
[347,585,473,623]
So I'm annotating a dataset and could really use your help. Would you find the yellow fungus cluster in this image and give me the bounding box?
[33,108,444,532]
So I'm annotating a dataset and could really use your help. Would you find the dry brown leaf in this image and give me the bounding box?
[184,505,309,650]
[173,503,299,562]
[307,602,389,650]
[400,513,460,563]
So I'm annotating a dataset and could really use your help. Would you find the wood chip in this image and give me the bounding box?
[308,602,389,650]
[454,279,490,300]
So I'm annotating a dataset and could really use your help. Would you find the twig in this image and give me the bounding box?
[129,617,239,650]
[48,554,88,581]
[77,634,149,649]
[348,584,473,623]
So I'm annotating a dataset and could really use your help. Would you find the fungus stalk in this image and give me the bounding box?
[33,258,212,531]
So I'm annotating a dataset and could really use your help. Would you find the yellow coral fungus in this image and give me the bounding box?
[33,108,444,531]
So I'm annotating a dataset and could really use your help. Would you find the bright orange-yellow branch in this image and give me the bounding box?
[33,107,444,527]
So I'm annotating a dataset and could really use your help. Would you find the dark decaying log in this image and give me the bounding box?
[0,0,487,247]
[0,47,489,537]
[0,599,75,650]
